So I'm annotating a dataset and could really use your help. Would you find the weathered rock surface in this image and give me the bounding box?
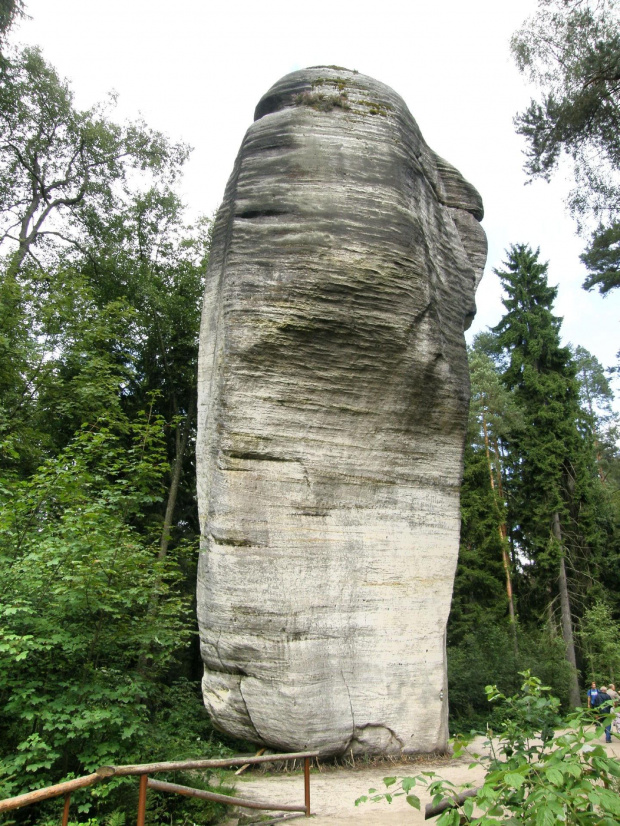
[196,67,486,756]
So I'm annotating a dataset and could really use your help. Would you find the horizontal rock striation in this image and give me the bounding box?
[196,67,486,756]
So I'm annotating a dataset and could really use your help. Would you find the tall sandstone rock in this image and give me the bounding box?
[196,67,486,756]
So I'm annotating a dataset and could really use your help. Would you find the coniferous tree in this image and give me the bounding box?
[511,0,620,293]
[573,345,620,485]
[453,337,522,646]
[0,0,24,50]
[493,244,602,707]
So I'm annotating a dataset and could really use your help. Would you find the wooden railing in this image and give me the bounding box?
[0,751,319,824]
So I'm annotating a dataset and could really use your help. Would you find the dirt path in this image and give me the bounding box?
[223,734,620,825]
[229,755,483,825]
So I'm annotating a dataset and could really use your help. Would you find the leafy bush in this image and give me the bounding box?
[0,417,235,820]
[357,672,620,824]
[448,621,574,728]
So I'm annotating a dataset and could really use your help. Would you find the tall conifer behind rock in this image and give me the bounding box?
[493,244,602,707]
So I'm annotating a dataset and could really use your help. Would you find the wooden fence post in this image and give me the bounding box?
[61,794,71,826]
[304,756,310,816]
[136,775,148,826]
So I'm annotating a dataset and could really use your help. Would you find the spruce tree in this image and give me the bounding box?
[493,244,600,707]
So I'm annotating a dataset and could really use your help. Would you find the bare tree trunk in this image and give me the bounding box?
[546,588,557,636]
[493,438,517,636]
[553,511,581,708]
[138,400,194,674]
[158,401,194,561]
[595,442,606,483]
[482,414,518,654]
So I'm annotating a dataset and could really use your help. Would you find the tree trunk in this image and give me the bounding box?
[137,400,194,674]
[546,588,557,636]
[482,414,518,653]
[493,436,517,636]
[553,511,581,707]
[158,401,194,560]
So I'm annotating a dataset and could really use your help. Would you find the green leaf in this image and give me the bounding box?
[487,804,505,816]
[596,788,620,816]
[406,795,420,809]
[535,804,557,826]
[383,776,397,787]
[437,809,460,826]
[504,771,526,788]
[544,766,563,786]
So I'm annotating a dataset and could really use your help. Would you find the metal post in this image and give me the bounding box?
[304,757,310,816]
[61,794,71,826]
[136,774,148,826]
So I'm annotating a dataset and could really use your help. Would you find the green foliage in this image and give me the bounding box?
[448,622,573,729]
[81,187,210,416]
[0,46,188,277]
[448,621,519,727]
[493,244,601,594]
[0,40,233,826]
[451,336,523,645]
[579,601,620,684]
[295,91,351,111]
[573,345,620,494]
[0,417,237,823]
[144,768,235,826]
[0,417,190,796]
[573,345,616,427]
[511,1,620,199]
[357,672,620,824]
[581,223,620,294]
[451,449,507,640]
[355,773,422,811]
[453,245,618,720]
[0,45,199,482]
[511,0,620,293]
[0,0,24,45]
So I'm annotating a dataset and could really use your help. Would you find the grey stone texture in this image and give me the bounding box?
[196,67,486,756]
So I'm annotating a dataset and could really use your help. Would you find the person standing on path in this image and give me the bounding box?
[587,682,599,708]
[592,686,613,743]
[608,684,620,734]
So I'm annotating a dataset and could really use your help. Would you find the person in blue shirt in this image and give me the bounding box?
[587,681,599,708]
[592,686,613,743]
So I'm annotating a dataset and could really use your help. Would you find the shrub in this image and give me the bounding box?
[357,672,620,824]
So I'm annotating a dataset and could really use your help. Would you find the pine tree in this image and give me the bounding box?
[493,244,601,707]
[511,0,620,293]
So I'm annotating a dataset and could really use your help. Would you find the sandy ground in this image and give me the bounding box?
[220,732,620,826]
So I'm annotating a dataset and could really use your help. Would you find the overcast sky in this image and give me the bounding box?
[11,0,620,382]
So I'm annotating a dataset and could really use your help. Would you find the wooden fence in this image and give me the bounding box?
[0,751,319,825]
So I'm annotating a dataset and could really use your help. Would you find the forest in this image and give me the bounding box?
[1,0,620,824]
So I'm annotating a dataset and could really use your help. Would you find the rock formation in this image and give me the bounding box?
[196,66,487,756]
